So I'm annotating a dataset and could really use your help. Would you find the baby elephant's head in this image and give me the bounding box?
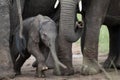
[39,19,57,47]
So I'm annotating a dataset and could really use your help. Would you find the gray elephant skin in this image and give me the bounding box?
[9,0,82,76]
[80,0,120,75]
[0,0,15,79]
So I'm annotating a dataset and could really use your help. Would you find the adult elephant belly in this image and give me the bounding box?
[22,0,57,19]
[104,15,120,26]
[103,0,120,69]
[104,0,120,26]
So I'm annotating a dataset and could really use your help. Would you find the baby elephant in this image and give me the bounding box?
[11,14,66,77]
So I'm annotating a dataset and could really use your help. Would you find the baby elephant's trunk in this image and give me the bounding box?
[50,44,67,75]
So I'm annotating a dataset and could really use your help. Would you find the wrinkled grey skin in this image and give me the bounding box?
[0,0,15,79]
[11,14,66,77]
[80,0,120,75]
[9,0,82,76]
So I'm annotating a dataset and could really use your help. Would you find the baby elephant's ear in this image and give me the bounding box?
[41,31,48,40]
[43,32,47,38]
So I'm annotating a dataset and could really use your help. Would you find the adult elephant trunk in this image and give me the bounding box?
[60,0,81,42]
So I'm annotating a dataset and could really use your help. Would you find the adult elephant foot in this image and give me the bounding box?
[53,67,74,76]
[103,56,116,69]
[80,57,100,75]
[115,62,120,69]
[103,53,120,69]
[104,58,120,69]
[53,57,74,76]
[114,52,120,69]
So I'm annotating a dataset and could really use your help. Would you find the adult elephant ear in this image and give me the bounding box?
[16,0,26,57]
[59,0,83,42]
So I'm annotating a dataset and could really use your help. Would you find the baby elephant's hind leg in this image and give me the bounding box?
[27,31,48,77]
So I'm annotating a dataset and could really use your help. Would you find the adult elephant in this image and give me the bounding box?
[9,0,82,76]
[80,0,120,75]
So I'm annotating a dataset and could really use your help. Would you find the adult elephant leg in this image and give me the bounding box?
[81,18,101,75]
[55,36,74,75]
[54,0,81,76]
[81,0,110,75]
[103,26,119,68]
[113,26,120,68]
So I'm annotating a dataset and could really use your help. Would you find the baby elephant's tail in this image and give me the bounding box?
[15,33,26,57]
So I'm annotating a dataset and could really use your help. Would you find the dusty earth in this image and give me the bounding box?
[10,42,120,80]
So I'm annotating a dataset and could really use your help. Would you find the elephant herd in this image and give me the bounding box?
[8,0,120,78]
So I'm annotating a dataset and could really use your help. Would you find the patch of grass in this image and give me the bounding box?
[77,13,82,21]
[99,25,109,54]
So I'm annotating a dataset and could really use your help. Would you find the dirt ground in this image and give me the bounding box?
[10,42,120,80]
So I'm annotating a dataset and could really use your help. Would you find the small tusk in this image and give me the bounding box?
[79,1,82,12]
[54,0,59,9]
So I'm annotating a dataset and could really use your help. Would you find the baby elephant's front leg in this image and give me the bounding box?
[28,31,48,77]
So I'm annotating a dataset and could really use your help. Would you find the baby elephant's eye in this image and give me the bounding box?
[43,32,47,39]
